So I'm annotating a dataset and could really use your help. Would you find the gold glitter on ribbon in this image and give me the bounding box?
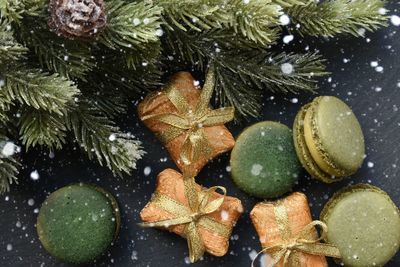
[140,67,235,166]
[139,171,230,263]
[251,201,341,267]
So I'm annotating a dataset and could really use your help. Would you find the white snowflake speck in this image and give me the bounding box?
[251,164,263,176]
[1,142,17,157]
[155,28,164,37]
[279,14,290,26]
[281,63,294,74]
[283,34,294,44]
[30,170,39,181]
[390,15,400,26]
[132,18,140,26]
[370,61,378,67]
[109,134,117,141]
[143,166,151,176]
[28,198,35,206]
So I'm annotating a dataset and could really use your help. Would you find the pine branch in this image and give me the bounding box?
[213,51,327,117]
[84,53,163,97]
[0,135,20,194]
[18,107,67,150]
[3,68,80,115]
[160,0,284,45]
[0,0,45,23]
[287,0,388,37]
[272,0,312,8]
[0,19,27,62]
[100,0,163,51]
[16,18,95,79]
[65,100,144,175]
[163,28,327,117]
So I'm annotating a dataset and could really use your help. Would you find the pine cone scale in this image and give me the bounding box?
[49,0,107,40]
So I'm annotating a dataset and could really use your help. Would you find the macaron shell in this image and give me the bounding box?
[321,184,400,267]
[37,184,120,264]
[230,121,301,199]
[293,104,337,183]
[305,96,365,177]
[303,104,344,177]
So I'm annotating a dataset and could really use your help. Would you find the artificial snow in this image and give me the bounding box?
[251,164,263,176]
[143,166,151,176]
[390,15,400,26]
[281,63,294,74]
[1,142,17,157]
[279,14,290,26]
[283,34,294,44]
[30,170,39,181]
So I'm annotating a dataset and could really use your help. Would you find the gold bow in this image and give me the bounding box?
[251,203,341,267]
[140,169,230,263]
[141,67,235,166]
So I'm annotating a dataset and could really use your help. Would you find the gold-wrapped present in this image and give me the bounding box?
[137,69,235,175]
[250,192,341,267]
[140,169,243,262]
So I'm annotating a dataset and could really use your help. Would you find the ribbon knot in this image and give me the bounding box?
[140,181,230,263]
[189,212,203,222]
[251,220,341,267]
[140,67,235,166]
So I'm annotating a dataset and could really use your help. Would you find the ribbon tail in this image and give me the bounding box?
[295,242,341,258]
[138,216,193,229]
[251,246,287,267]
[186,222,205,263]
[195,67,215,115]
[202,107,235,126]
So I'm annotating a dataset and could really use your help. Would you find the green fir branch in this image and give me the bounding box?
[0,135,20,194]
[3,68,80,115]
[65,101,144,175]
[100,0,163,51]
[0,20,27,62]
[0,0,45,23]
[163,28,327,117]
[160,0,285,45]
[288,0,388,37]
[17,19,95,79]
[18,108,67,150]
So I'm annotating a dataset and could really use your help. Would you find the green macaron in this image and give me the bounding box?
[230,121,301,199]
[321,184,400,267]
[37,184,121,265]
[293,96,365,182]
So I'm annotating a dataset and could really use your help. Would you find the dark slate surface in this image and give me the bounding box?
[1,3,400,267]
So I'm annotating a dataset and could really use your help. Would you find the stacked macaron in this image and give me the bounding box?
[293,96,365,183]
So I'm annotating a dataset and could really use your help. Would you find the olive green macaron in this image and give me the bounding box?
[293,96,365,182]
[37,184,121,265]
[321,184,400,267]
[230,121,301,199]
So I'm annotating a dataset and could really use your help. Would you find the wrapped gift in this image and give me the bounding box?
[137,69,235,175]
[140,169,243,262]
[250,192,341,267]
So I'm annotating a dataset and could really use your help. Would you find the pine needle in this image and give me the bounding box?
[4,68,80,115]
[65,100,145,175]
[288,0,388,37]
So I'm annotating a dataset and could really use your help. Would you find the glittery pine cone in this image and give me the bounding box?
[48,0,107,40]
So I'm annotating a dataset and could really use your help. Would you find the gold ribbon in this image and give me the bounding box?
[140,169,230,263]
[251,201,341,267]
[141,67,235,166]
